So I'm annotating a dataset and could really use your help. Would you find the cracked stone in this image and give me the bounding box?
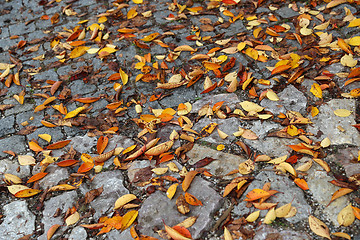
[0,201,36,239]
[308,99,360,146]
[187,144,247,178]
[233,170,311,224]
[80,171,129,219]
[138,176,224,238]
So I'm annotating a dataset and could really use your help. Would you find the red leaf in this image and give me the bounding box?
[46,140,71,150]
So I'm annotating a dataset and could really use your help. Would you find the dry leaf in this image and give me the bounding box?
[337,204,355,227]
[308,215,331,240]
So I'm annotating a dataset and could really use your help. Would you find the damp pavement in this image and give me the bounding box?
[0,0,360,239]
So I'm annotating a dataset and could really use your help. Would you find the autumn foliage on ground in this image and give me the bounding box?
[1,0,360,239]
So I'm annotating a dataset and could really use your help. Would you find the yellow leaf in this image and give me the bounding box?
[119,68,128,85]
[264,207,276,224]
[287,125,298,136]
[127,8,138,19]
[237,42,246,51]
[333,109,352,117]
[224,227,233,240]
[166,183,178,200]
[7,185,30,195]
[3,174,22,184]
[239,101,264,112]
[217,144,225,151]
[266,90,279,101]
[310,83,322,98]
[18,155,36,166]
[311,106,319,117]
[141,33,160,42]
[348,18,360,27]
[64,106,86,119]
[98,47,118,56]
[87,48,100,54]
[121,210,138,230]
[98,16,107,23]
[245,210,260,222]
[245,47,258,60]
[152,167,168,175]
[275,203,292,218]
[38,134,51,143]
[338,204,355,226]
[308,215,331,240]
[132,0,143,3]
[348,36,360,46]
[341,54,358,67]
[114,194,137,210]
[65,211,80,226]
[69,46,90,59]
[320,137,331,148]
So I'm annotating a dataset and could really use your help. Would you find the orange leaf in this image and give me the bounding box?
[41,120,57,127]
[185,192,203,206]
[29,141,44,152]
[244,189,271,201]
[182,170,198,192]
[203,62,221,71]
[108,73,122,81]
[14,188,41,198]
[164,223,193,240]
[27,172,48,183]
[271,65,291,75]
[74,97,100,103]
[57,159,79,167]
[69,40,86,47]
[328,188,353,206]
[172,226,192,239]
[78,162,94,173]
[352,206,360,220]
[337,38,353,54]
[294,178,309,190]
[97,136,108,154]
[348,67,360,78]
[46,140,71,150]
[47,224,61,240]
[159,154,174,163]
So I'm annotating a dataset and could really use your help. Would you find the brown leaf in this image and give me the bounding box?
[176,194,190,215]
[192,157,216,168]
[85,187,103,204]
[93,148,115,163]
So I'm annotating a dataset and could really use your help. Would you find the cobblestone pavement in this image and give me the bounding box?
[0,0,360,239]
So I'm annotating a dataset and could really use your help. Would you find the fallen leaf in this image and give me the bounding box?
[14,188,41,198]
[308,215,331,240]
[182,170,198,192]
[338,204,355,226]
[245,210,260,222]
[333,109,352,117]
[47,224,61,240]
[66,211,80,226]
[121,210,138,230]
[184,192,202,206]
[166,183,178,199]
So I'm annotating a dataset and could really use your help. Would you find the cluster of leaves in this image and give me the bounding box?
[1,0,360,239]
